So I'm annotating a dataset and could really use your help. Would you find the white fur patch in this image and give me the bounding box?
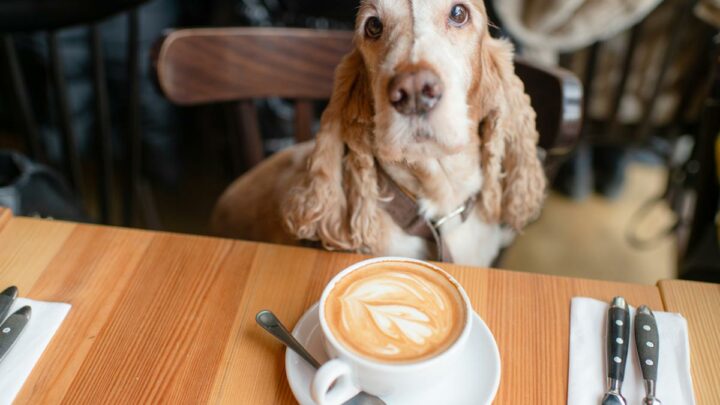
[441,214,505,267]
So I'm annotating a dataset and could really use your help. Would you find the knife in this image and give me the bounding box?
[635,305,662,405]
[601,297,630,405]
[0,306,31,363]
[0,286,18,322]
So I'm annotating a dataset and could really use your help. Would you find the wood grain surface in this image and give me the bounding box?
[659,280,720,404]
[155,28,353,105]
[0,209,707,404]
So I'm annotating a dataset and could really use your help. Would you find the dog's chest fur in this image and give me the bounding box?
[378,151,511,266]
[380,212,509,266]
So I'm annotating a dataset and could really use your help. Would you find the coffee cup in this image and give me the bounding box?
[311,257,473,405]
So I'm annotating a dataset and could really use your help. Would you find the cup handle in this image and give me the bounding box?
[310,359,360,405]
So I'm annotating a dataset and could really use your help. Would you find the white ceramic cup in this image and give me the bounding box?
[311,257,474,405]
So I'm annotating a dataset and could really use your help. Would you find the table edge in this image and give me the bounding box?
[0,208,12,233]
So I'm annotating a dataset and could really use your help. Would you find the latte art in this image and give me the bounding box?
[324,261,466,363]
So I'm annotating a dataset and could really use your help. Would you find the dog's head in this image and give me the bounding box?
[285,0,546,252]
[355,0,492,161]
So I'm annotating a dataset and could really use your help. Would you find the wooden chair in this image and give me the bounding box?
[153,27,582,178]
[555,0,716,147]
[0,0,157,227]
[680,55,720,282]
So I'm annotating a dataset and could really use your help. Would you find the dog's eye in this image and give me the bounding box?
[365,17,383,39]
[449,4,470,27]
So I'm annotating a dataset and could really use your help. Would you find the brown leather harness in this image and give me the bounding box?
[377,167,478,263]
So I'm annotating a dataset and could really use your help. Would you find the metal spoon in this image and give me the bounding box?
[256,310,386,405]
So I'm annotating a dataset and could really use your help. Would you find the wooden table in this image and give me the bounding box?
[658,280,720,405]
[0,208,717,404]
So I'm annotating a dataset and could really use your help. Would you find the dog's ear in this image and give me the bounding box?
[284,49,380,251]
[477,39,546,230]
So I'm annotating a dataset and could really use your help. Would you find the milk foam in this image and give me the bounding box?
[325,262,465,363]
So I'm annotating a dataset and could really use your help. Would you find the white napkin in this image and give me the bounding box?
[0,298,71,405]
[568,297,695,404]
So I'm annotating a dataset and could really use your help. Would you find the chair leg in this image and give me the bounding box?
[90,25,114,225]
[1,35,44,161]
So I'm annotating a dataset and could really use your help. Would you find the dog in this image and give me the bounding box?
[211,0,546,266]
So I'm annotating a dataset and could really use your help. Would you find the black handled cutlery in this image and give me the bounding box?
[0,286,18,322]
[602,297,630,405]
[0,306,31,363]
[635,305,662,405]
[0,286,32,364]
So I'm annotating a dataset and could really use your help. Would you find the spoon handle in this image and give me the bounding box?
[256,310,321,369]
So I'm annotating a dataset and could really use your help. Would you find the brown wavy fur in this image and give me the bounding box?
[283,50,384,253]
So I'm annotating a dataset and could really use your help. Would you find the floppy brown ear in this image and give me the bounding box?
[284,49,380,251]
[477,38,547,230]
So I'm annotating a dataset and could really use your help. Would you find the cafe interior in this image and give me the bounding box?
[0,0,718,404]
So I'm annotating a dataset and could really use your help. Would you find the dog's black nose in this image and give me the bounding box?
[388,69,443,115]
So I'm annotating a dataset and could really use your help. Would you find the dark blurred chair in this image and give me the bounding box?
[559,3,716,147]
[680,54,720,282]
[552,0,717,197]
[152,27,582,179]
[0,0,158,227]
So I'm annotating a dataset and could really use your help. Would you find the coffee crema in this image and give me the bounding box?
[324,261,466,363]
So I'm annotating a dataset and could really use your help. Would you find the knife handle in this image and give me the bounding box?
[635,306,659,382]
[607,298,631,382]
[0,286,18,322]
[0,306,31,362]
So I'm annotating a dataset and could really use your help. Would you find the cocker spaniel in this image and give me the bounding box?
[211,0,546,266]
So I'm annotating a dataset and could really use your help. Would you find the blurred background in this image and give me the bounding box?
[0,0,718,284]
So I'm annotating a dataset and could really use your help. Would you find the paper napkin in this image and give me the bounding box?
[567,297,695,404]
[0,298,70,405]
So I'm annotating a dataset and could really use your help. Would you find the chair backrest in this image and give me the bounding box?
[156,28,353,147]
[154,27,582,175]
[156,28,352,103]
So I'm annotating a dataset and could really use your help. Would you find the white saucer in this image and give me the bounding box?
[285,303,501,405]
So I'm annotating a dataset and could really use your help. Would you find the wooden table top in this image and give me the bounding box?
[658,280,720,404]
[0,208,716,404]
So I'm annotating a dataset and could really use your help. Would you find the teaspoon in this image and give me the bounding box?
[256,310,386,405]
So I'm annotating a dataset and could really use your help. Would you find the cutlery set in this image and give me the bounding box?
[602,297,661,405]
[0,286,31,363]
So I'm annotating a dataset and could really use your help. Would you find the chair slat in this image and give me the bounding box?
[294,100,314,143]
[671,25,716,130]
[0,35,44,161]
[235,101,265,169]
[606,23,643,137]
[581,42,601,130]
[635,0,696,142]
[48,31,83,194]
[90,25,114,224]
[124,9,141,227]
